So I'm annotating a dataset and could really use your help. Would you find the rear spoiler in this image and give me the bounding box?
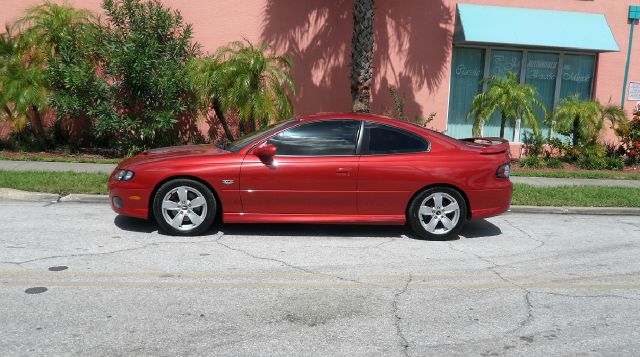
[459,137,510,155]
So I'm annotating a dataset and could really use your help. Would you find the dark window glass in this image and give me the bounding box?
[268,120,361,156]
[364,122,428,155]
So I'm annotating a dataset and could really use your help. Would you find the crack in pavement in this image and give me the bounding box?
[0,232,224,265]
[502,218,545,251]
[447,243,534,334]
[392,274,412,357]
[214,234,380,287]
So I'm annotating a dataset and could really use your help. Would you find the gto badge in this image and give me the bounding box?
[222,179,234,185]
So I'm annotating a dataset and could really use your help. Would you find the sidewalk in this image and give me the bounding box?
[1,159,639,187]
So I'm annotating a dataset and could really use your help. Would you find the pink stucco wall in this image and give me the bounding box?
[1,0,638,135]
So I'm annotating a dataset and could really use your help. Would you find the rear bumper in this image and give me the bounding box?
[467,181,513,220]
[108,183,150,220]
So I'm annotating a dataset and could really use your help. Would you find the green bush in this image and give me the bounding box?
[576,156,608,170]
[94,0,199,155]
[605,157,625,171]
[544,157,563,169]
[519,155,544,169]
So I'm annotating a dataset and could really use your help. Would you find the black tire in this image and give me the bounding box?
[152,178,217,236]
[407,187,467,240]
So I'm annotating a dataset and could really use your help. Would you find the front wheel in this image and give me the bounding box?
[152,179,217,236]
[407,187,467,240]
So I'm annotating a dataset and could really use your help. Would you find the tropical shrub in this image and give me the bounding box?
[92,0,199,155]
[468,72,545,138]
[617,112,640,165]
[215,40,295,134]
[521,132,545,157]
[519,155,544,169]
[0,23,50,148]
[550,95,626,147]
[544,157,563,169]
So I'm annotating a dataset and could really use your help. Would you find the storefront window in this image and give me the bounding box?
[446,47,596,142]
[483,50,523,140]
[446,47,485,139]
[524,52,559,139]
[559,54,595,100]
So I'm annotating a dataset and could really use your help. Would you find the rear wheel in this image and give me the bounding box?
[152,179,217,236]
[408,187,467,240]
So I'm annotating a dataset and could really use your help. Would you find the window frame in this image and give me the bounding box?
[447,44,597,142]
[261,119,365,157]
[360,121,431,156]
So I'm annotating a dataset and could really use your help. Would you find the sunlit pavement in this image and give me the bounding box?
[1,200,639,356]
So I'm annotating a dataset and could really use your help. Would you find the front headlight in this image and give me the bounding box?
[114,169,135,181]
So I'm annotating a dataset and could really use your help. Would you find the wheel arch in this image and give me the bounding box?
[406,183,472,220]
[148,175,222,221]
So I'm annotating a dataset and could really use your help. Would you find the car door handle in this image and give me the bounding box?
[336,168,353,176]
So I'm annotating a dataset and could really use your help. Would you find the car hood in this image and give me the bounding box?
[117,144,230,168]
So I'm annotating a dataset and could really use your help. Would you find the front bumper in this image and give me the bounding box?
[108,182,150,219]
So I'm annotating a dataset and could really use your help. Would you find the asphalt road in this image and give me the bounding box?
[1,200,639,357]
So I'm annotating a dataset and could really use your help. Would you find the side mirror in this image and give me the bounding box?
[253,143,276,161]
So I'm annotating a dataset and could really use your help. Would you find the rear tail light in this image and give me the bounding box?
[496,163,510,178]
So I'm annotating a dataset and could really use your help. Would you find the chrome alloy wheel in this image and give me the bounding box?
[418,192,461,235]
[160,186,207,231]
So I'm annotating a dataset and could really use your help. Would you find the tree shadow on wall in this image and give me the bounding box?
[261,0,452,119]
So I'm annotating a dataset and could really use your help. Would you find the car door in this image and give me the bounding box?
[357,121,431,216]
[240,119,362,215]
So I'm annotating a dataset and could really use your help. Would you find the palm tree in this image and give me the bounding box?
[350,0,375,113]
[0,24,49,146]
[550,95,627,146]
[0,3,96,147]
[467,72,545,138]
[184,56,235,141]
[215,40,295,133]
[16,2,95,55]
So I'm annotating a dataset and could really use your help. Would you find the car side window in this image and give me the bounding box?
[363,122,429,155]
[267,120,361,156]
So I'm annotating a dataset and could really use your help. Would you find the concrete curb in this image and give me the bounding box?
[1,188,639,215]
[0,188,59,202]
[509,205,640,216]
[59,194,110,204]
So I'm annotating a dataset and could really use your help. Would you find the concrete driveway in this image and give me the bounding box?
[1,199,639,356]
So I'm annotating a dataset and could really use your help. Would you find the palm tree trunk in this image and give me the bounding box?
[572,115,580,146]
[248,115,256,133]
[350,0,375,113]
[212,98,234,141]
[499,112,507,138]
[31,106,47,148]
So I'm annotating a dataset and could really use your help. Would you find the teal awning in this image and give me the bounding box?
[454,4,620,52]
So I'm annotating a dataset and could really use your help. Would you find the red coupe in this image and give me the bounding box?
[109,113,512,239]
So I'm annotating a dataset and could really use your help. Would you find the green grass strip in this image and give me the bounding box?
[512,183,640,207]
[0,170,109,195]
[512,170,640,181]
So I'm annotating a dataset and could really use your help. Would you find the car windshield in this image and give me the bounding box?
[226,119,299,153]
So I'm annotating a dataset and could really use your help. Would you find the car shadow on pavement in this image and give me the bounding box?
[459,219,502,239]
[114,215,157,233]
[113,215,502,240]
[220,223,411,239]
